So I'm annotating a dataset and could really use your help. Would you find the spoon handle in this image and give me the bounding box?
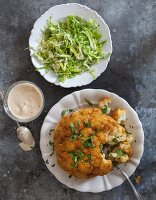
[116,166,143,200]
[16,121,20,127]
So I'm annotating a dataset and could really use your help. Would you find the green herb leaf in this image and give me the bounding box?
[112,137,119,143]
[78,150,84,159]
[61,109,73,116]
[70,123,82,141]
[77,132,82,138]
[49,152,54,156]
[77,120,81,126]
[70,123,75,133]
[87,154,92,160]
[83,136,94,147]
[126,131,132,135]
[71,162,78,168]
[94,129,99,134]
[49,141,53,146]
[45,159,49,164]
[100,144,104,151]
[49,129,54,135]
[84,120,92,128]
[70,134,77,141]
[115,149,124,156]
[84,98,94,106]
[101,105,108,114]
[69,150,84,167]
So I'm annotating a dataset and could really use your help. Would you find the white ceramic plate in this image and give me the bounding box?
[29,3,112,88]
[40,89,144,193]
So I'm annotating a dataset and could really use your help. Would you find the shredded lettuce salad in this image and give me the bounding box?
[34,15,110,82]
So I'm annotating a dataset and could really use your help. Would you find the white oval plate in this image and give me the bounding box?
[40,89,144,193]
[29,3,112,88]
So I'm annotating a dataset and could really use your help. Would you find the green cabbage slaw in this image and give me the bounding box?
[34,15,110,82]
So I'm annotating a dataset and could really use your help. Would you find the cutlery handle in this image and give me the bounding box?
[119,169,143,200]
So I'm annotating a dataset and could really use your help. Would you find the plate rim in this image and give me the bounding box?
[29,3,113,88]
[40,88,144,193]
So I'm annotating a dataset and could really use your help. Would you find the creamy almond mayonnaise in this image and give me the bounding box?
[7,83,43,120]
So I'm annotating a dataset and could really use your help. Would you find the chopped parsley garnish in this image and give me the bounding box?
[101,105,108,114]
[77,120,81,126]
[115,149,124,156]
[48,140,55,152]
[70,123,82,141]
[49,129,54,135]
[100,144,104,152]
[87,154,92,160]
[84,120,92,128]
[69,150,84,167]
[70,134,77,141]
[83,135,95,147]
[45,159,49,164]
[121,124,125,128]
[51,164,55,167]
[84,154,93,162]
[126,131,132,135]
[49,141,53,146]
[94,129,99,134]
[70,123,75,133]
[71,153,78,163]
[71,162,78,168]
[112,136,120,143]
[61,109,73,117]
[84,98,94,106]
[49,152,54,156]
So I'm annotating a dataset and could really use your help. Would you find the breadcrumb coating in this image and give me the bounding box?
[54,100,133,178]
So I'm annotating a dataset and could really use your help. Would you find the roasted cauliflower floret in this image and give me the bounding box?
[107,127,127,145]
[112,108,127,124]
[96,132,107,144]
[99,97,112,114]
[109,141,133,163]
[126,133,133,144]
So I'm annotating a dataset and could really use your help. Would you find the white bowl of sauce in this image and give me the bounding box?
[3,81,44,122]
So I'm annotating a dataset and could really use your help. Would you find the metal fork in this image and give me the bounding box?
[115,166,143,200]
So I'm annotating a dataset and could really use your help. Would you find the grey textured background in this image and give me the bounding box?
[0,0,156,199]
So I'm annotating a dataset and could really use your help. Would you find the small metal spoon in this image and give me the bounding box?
[16,121,35,151]
[16,121,33,143]
[115,166,143,200]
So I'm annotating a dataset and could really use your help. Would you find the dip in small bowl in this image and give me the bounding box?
[3,81,44,122]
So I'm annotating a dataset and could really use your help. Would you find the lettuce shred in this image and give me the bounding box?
[34,15,110,82]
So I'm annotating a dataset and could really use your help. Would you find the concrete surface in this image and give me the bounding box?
[0,0,156,199]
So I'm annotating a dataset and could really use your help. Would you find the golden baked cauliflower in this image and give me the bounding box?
[53,97,133,178]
